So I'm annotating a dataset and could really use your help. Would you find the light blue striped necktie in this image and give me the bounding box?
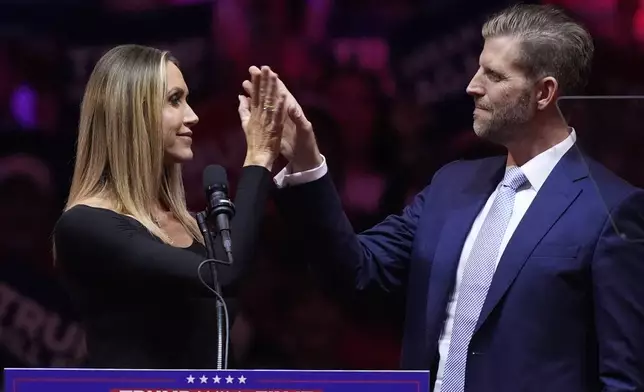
[440,166,528,392]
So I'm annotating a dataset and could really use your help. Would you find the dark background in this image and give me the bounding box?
[1,0,643,384]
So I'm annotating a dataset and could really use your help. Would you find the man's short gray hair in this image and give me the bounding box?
[482,3,594,95]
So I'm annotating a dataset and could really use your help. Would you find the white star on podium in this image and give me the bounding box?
[186,375,195,383]
[199,375,208,384]
[225,375,234,384]
[238,375,246,384]
[212,375,221,383]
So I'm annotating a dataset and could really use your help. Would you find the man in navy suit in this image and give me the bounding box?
[240,4,644,391]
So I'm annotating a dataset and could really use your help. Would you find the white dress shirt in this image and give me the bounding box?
[274,130,577,388]
[274,157,329,188]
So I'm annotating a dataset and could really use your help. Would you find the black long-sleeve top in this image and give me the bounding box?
[53,166,273,369]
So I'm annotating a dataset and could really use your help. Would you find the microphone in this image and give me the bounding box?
[203,165,236,264]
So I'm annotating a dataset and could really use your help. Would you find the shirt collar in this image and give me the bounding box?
[515,128,577,192]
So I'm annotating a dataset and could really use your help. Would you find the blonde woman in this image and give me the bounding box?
[53,45,285,368]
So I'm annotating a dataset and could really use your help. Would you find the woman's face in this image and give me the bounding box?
[162,61,199,164]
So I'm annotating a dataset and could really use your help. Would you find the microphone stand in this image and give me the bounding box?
[196,211,227,370]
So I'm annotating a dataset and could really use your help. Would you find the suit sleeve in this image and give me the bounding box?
[216,165,274,293]
[592,190,644,391]
[274,171,428,294]
[54,206,216,296]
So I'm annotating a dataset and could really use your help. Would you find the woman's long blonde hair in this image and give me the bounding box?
[65,44,202,245]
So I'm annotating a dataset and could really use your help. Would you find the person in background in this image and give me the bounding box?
[53,44,286,369]
[246,4,644,392]
[0,153,86,384]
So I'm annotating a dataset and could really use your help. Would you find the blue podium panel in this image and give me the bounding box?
[5,368,430,392]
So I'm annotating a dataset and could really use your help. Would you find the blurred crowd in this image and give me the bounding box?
[2,0,644,380]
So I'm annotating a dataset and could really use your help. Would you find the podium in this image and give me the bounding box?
[5,368,429,392]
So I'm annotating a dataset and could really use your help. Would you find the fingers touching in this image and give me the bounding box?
[241,66,287,124]
[244,67,306,129]
[239,65,288,138]
[243,66,287,105]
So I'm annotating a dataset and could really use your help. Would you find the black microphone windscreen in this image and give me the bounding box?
[203,164,228,192]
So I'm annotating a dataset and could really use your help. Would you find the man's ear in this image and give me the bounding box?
[535,76,558,110]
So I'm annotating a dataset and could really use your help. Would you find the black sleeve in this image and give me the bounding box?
[54,205,216,296]
[214,165,274,293]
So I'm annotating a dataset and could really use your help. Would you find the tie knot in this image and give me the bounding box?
[501,166,528,191]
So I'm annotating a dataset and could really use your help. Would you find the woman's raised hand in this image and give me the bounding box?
[237,66,287,170]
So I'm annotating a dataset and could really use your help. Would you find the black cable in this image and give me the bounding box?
[197,258,231,369]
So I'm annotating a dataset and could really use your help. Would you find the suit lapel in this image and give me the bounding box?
[425,157,506,352]
[473,147,588,334]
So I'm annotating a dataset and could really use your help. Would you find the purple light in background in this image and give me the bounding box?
[10,84,37,130]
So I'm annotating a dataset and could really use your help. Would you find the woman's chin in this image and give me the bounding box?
[166,148,194,164]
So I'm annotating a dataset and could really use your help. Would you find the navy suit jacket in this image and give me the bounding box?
[275,147,644,392]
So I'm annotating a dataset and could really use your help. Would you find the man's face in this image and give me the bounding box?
[466,36,537,144]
